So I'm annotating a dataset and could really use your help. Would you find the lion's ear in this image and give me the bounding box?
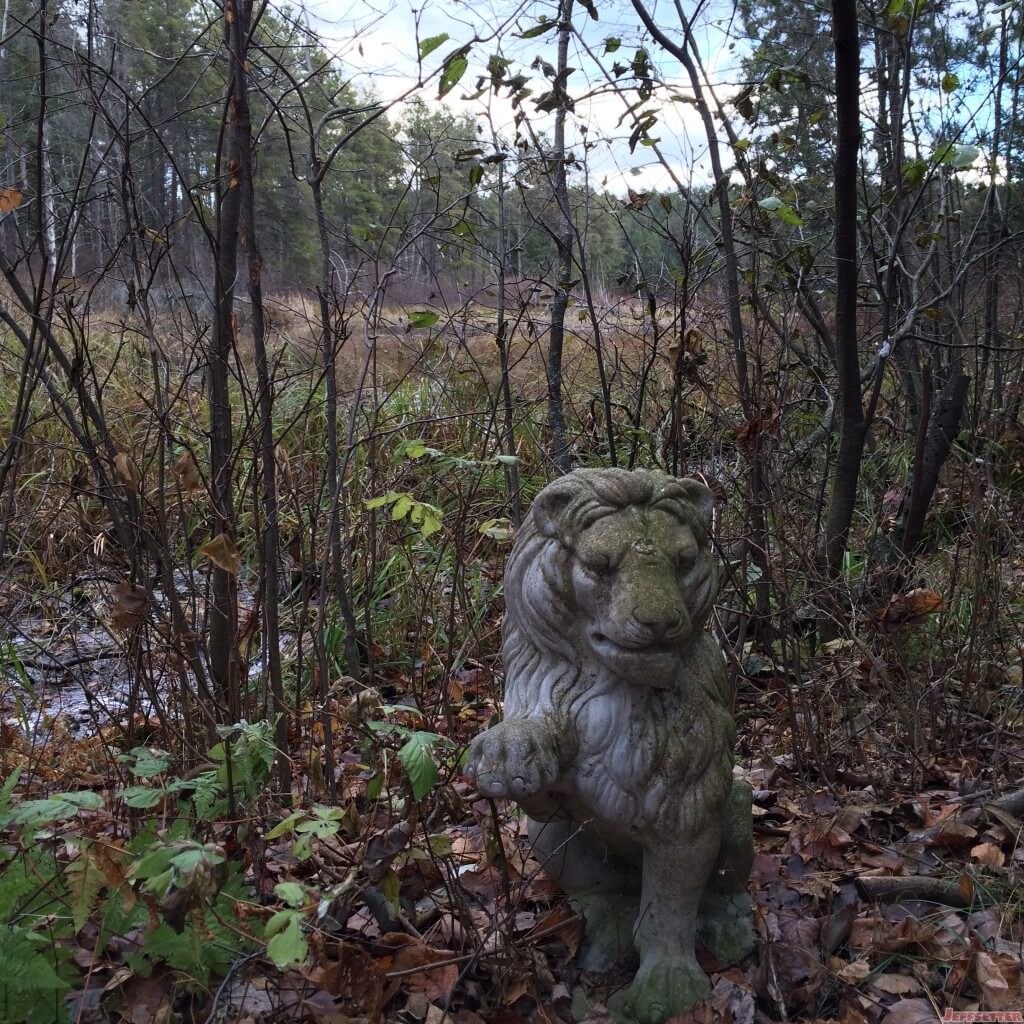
[677,478,715,531]
[532,475,585,539]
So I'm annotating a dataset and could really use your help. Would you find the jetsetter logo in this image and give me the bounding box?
[942,1012,1023,1022]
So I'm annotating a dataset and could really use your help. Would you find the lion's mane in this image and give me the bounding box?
[502,468,734,837]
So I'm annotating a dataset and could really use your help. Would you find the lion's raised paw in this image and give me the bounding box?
[464,717,561,800]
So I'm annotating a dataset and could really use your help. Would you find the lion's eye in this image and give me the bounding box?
[674,547,696,569]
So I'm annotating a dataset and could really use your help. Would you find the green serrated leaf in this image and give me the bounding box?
[419,33,449,59]
[439,52,469,97]
[120,747,171,778]
[6,791,103,828]
[398,732,440,800]
[775,204,803,226]
[941,72,960,93]
[120,786,164,809]
[67,848,106,932]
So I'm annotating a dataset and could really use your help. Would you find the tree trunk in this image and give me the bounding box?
[546,0,573,473]
[823,0,865,579]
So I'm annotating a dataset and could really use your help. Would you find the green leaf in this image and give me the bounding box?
[885,0,905,16]
[265,810,307,839]
[419,33,449,59]
[758,196,784,212]
[132,845,176,880]
[734,138,751,153]
[380,868,401,911]
[0,769,21,818]
[775,204,803,226]
[266,913,308,968]
[365,491,399,510]
[6,791,103,828]
[427,833,453,856]
[0,925,71,994]
[391,495,413,520]
[294,817,341,839]
[398,732,441,800]
[274,882,306,908]
[941,72,960,93]
[950,144,980,169]
[520,19,556,38]
[494,454,518,465]
[439,52,469,98]
[469,163,484,187]
[408,311,440,328]
[120,786,164,809]
[419,511,443,539]
[604,36,621,53]
[119,747,171,778]
[902,157,928,188]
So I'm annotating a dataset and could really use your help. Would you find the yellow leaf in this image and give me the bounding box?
[201,533,241,574]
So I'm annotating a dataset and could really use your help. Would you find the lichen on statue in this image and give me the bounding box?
[466,468,755,1024]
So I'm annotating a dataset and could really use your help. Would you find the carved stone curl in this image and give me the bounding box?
[466,468,754,1023]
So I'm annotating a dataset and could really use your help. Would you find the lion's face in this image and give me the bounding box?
[518,468,719,691]
[570,505,704,687]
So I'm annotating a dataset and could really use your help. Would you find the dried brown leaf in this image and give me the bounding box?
[881,999,937,1024]
[174,451,203,497]
[200,532,241,574]
[971,842,1006,868]
[870,973,922,995]
[0,187,24,212]
[975,950,1023,1010]
[113,452,141,493]
[880,588,945,630]
[110,582,150,630]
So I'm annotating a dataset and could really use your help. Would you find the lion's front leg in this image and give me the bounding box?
[465,716,574,801]
[624,829,720,1024]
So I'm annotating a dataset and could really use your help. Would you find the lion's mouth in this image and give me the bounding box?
[590,631,681,657]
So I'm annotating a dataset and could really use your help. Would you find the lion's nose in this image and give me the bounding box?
[632,604,684,640]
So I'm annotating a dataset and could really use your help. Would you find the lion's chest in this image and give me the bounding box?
[552,688,716,837]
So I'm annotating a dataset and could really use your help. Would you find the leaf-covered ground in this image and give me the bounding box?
[2,632,1023,1024]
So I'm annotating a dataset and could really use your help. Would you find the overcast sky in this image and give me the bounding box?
[299,0,749,193]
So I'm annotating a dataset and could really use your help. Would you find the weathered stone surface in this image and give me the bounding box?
[466,468,754,1023]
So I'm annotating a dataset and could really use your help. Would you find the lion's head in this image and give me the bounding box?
[502,468,720,711]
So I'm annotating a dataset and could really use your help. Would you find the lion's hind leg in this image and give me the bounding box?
[527,816,640,971]
[698,779,755,964]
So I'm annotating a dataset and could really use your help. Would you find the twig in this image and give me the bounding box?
[855,875,971,907]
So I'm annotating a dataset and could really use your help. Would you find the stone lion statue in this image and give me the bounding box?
[466,468,754,1023]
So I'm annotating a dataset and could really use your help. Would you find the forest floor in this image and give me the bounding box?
[2,596,1023,1024]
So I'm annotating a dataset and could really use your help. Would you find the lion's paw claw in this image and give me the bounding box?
[464,718,560,800]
